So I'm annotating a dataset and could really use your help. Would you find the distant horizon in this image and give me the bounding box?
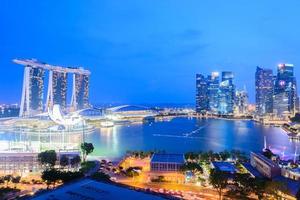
[1,1,300,104]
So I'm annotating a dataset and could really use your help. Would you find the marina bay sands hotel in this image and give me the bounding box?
[14,59,91,117]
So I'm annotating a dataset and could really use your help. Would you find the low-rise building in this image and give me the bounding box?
[250,152,281,178]
[0,150,81,175]
[148,153,185,183]
[150,153,185,172]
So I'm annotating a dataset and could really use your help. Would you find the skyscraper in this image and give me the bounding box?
[207,72,220,113]
[46,71,68,110]
[274,64,298,115]
[15,59,91,116]
[71,73,90,110]
[218,72,235,114]
[235,88,248,115]
[19,66,45,117]
[255,67,274,116]
[195,74,209,113]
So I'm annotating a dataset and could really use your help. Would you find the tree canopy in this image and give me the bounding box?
[38,150,57,168]
[81,142,94,162]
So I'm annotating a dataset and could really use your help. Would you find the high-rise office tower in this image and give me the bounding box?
[218,71,235,114]
[46,71,68,110]
[274,64,298,115]
[20,66,45,117]
[207,72,220,113]
[273,92,289,117]
[255,67,274,115]
[71,73,90,110]
[235,88,248,115]
[195,74,209,113]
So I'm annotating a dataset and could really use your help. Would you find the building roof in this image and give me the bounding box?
[251,152,279,168]
[242,162,263,178]
[31,179,165,200]
[151,153,185,164]
[108,105,152,112]
[212,162,237,173]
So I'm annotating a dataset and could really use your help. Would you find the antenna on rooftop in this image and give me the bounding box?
[294,146,298,163]
[263,136,267,151]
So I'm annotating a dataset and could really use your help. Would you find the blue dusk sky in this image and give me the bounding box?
[1,0,300,105]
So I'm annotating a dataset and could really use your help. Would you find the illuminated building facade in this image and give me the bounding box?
[273,92,289,117]
[255,67,274,115]
[207,72,220,113]
[14,59,90,117]
[218,71,235,114]
[235,89,248,115]
[19,66,45,117]
[46,71,68,110]
[195,71,235,114]
[71,74,90,110]
[274,64,298,115]
[195,74,209,113]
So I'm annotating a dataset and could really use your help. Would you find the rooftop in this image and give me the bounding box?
[212,162,237,173]
[242,162,263,178]
[251,152,279,168]
[151,153,185,164]
[31,179,165,200]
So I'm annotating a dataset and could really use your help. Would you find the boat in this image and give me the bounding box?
[100,121,114,128]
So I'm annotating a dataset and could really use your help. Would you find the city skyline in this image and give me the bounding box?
[1,1,300,104]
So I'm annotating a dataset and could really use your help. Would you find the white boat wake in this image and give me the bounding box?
[153,124,208,139]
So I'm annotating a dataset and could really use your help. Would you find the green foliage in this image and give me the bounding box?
[126,150,154,159]
[180,162,203,174]
[41,168,60,189]
[42,168,84,189]
[228,173,254,199]
[60,155,69,167]
[252,178,267,200]
[59,171,83,183]
[92,172,111,182]
[184,150,249,163]
[265,180,288,199]
[80,161,96,174]
[125,167,142,177]
[209,169,228,200]
[38,150,57,168]
[151,175,166,183]
[262,149,274,160]
[71,155,81,167]
[81,142,94,162]
[11,176,21,188]
[290,113,300,122]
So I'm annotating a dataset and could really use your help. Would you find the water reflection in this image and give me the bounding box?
[0,117,299,160]
[86,118,300,159]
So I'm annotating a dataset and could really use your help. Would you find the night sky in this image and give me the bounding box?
[1,0,300,105]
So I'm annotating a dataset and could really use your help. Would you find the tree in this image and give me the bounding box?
[180,162,203,174]
[209,169,228,200]
[3,175,11,188]
[11,176,21,189]
[252,178,267,200]
[219,151,231,161]
[71,155,81,167]
[0,177,4,186]
[92,172,110,182]
[265,180,288,199]
[81,142,94,162]
[41,168,60,189]
[231,173,254,198]
[60,155,69,168]
[38,150,57,168]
